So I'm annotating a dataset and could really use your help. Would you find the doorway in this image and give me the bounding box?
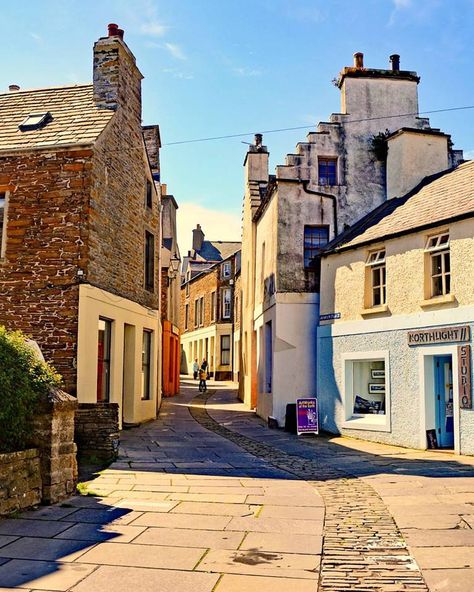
[434,355,454,449]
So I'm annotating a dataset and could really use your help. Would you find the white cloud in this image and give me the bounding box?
[233,67,262,77]
[177,203,241,257]
[164,42,186,60]
[393,0,412,7]
[464,149,474,160]
[30,32,43,43]
[162,68,194,80]
[141,21,167,36]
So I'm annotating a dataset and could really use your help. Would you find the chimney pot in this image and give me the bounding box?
[117,28,124,40]
[108,23,119,37]
[390,54,400,71]
[254,133,263,147]
[353,52,364,69]
[8,84,20,92]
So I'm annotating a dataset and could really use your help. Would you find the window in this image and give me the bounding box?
[185,281,190,297]
[97,318,112,402]
[185,304,189,330]
[146,180,153,209]
[194,299,199,327]
[222,261,231,278]
[222,288,232,319]
[199,296,204,326]
[145,231,155,291]
[235,295,239,321]
[141,330,152,400]
[304,225,329,269]
[265,321,273,393]
[19,112,52,131]
[221,335,231,365]
[426,233,450,297]
[211,291,216,322]
[0,192,6,258]
[318,157,337,186]
[342,352,391,432]
[366,250,386,306]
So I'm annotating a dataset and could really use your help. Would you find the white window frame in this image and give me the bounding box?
[220,334,231,366]
[211,291,216,322]
[366,249,386,307]
[0,191,8,260]
[222,288,232,319]
[222,261,231,278]
[341,350,391,432]
[425,233,450,298]
[199,296,204,326]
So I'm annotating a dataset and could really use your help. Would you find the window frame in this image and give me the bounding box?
[141,329,153,400]
[318,156,338,186]
[144,231,155,292]
[221,261,231,279]
[425,233,450,298]
[194,299,199,328]
[145,179,153,209]
[97,318,113,403]
[211,291,216,322]
[366,249,386,307]
[304,225,330,270]
[222,287,232,320]
[185,303,189,330]
[0,191,8,260]
[220,334,231,366]
[199,296,204,326]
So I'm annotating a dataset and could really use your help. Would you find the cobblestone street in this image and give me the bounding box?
[1,379,474,591]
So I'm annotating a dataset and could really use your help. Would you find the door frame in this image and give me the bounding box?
[418,345,460,453]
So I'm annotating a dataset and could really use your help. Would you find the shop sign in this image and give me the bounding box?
[458,344,472,410]
[296,398,319,435]
[320,312,341,321]
[408,325,470,346]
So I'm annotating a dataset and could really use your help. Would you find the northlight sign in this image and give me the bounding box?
[408,325,471,346]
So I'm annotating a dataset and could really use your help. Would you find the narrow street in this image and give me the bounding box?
[1,380,474,591]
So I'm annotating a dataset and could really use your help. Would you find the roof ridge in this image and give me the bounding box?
[0,83,92,96]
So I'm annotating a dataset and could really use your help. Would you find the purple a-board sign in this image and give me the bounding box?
[296,398,319,435]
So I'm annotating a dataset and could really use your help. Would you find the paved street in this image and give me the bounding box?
[0,379,474,591]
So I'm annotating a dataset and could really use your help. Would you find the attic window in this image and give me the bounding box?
[19,112,52,131]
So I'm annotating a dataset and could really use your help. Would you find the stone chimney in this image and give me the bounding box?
[244,134,269,184]
[192,224,205,252]
[93,23,143,122]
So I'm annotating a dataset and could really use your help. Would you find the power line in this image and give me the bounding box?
[163,104,474,146]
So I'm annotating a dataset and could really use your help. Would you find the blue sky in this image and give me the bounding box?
[1,0,473,250]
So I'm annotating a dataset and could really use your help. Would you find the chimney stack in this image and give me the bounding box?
[390,54,400,72]
[353,52,364,69]
[192,224,205,252]
[8,84,20,92]
[117,28,124,40]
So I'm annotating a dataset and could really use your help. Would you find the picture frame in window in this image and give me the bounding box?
[368,383,386,395]
[371,369,385,379]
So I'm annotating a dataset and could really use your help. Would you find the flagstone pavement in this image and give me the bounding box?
[0,378,474,591]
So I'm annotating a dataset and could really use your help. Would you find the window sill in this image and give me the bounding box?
[361,305,390,317]
[420,294,456,308]
[342,415,391,433]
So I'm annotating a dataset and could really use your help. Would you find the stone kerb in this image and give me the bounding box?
[29,387,78,505]
[75,402,120,462]
[0,449,42,516]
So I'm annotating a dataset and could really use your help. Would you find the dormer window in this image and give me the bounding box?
[19,112,52,131]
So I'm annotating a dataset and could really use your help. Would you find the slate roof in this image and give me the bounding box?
[325,160,474,253]
[0,84,114,151]
[194,241,241,263]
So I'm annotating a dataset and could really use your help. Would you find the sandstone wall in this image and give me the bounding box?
[0,449,41,515]
[75,403,120,462]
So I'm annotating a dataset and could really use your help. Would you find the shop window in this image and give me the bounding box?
[366,249,386,306]
[318,157,337,186]
[141,330,152,400]
[425,233,450,297]
[221,335,231,365]
[97,318,112,402]
[342,352,390,431]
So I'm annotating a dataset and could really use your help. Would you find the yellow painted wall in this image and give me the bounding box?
[320,218,474,321]
[77,284,161,426]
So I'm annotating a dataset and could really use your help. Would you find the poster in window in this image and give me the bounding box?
[368,383,386,395]
[371,369,385,379]
[353,395,383,415]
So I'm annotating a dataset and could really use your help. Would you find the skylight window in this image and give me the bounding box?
[19,112,52,131]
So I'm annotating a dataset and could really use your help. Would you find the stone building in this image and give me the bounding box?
[318,160,474,454]
[0,24,162,425]
[180,226,241,380]
[240,52,463,425]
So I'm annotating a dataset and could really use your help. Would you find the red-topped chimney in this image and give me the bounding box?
[108,23,119,37]
[117,28,124,40]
